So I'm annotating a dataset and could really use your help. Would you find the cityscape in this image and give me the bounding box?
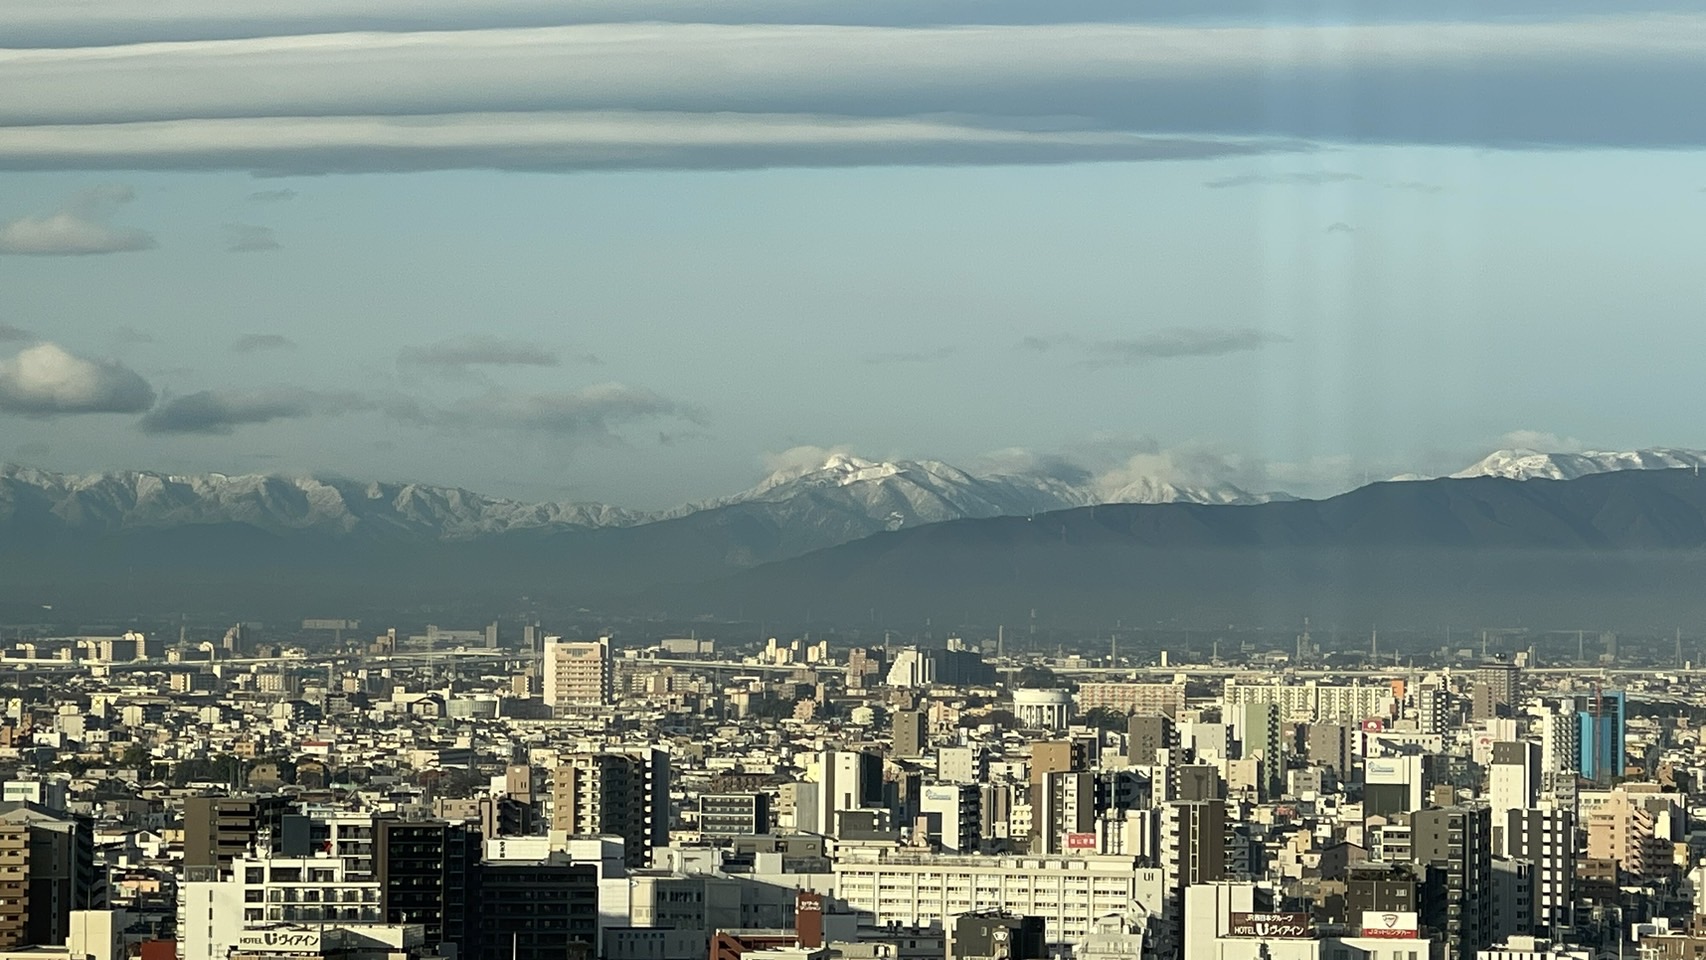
[6,0,1706,959]
[0,612,1697,960]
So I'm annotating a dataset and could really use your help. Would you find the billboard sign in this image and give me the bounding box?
[1360,911,1419,939]
[1065,832,1097,850]
[1228,913,1311,939]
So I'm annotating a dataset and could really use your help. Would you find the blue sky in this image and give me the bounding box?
[3,2,1705,508]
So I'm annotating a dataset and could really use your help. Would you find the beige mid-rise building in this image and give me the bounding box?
[542,636,612,711]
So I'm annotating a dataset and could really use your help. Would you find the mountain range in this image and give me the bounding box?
[7,447,1706,625]
[0,452,1271,544]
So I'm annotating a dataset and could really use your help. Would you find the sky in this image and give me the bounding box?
[3,0,1706,509]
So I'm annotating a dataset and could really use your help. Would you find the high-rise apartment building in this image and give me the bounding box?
[1411,805,1493,960]
[893,710,926,758]
[375,818,482,953]
[0,804,97,950]
[1473,660,1520,721]
[1126,715,1177,766]
[1506,807,1575,936]
[183,795,288,870]
[551,749,671,867]
[542,637,612,712]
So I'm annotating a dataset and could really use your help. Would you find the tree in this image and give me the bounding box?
[1080,706,1128,732]
[1015,665,1061,689]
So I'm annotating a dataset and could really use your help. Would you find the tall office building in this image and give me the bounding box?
[1506,807,1575,936]
[1411,806,1493,960]
[542,637,612,712]
[376,818,482,953]
[1577,689,1626,783]
[1473,660,1520,721]
[551,749,671,867]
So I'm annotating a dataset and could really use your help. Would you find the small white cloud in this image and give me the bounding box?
[761,444,857,477]
[1498,429,1587,453]
[0,184,155,256]
[0,342,156,416]
[0,211,155,255]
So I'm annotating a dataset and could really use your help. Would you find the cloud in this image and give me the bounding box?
[7,12,1704,173]
[137,387,371,435]
[401,384,704,440]
[1497,429,1587,453]
[1204,171,1362,189]
[0,183,156,255]
[231,333,296,353]
[862,346,955,365]
[762,444,857,477]
[247,188,297,202]
[224,223,279,252]
[1026,328,1289,366]
[0,323,33,342]
[1325,221,1355,233]
[398,335,581,370]
[112,324,155,344]
[0,342,157,416]
[14,441,50,460]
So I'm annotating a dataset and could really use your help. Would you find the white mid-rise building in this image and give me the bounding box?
[831,846,1165,947]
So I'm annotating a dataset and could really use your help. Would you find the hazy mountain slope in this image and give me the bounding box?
[665,470,1706,628]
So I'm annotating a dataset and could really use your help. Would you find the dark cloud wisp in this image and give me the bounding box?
[137,387,372,435]
[398,335,586,370]
[1023,328,1290,366]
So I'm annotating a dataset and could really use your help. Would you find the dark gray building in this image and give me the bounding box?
[699,793,770,838]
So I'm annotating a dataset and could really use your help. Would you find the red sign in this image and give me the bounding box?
[1065,832,1097,850]
[1229,913,1312,939]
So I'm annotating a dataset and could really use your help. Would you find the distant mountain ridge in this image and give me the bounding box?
[671,468,1706,628]
[1447,447,1706,481]
[0,453,1275,544]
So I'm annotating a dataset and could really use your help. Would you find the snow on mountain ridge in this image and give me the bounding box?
[1451,447,1706,481]
[0,451,1284,544]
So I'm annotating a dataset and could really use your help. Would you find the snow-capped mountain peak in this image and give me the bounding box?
[1452,447,1706,481]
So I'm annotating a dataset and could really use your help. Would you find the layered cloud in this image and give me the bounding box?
[138,387,371,434]
[3,10,1703,173]
[0,342,157,416]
